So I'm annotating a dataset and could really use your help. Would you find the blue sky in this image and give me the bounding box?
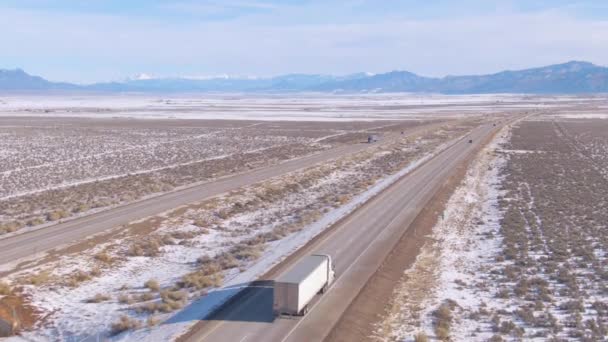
[1,0,607,83]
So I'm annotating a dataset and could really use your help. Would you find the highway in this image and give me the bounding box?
[179,123,498,342]
[0,123,438,266]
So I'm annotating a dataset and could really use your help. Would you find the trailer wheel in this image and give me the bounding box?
[301,305,309,316]
[320,284,328,294]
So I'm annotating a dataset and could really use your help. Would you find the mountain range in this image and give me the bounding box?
[1,61,607,94]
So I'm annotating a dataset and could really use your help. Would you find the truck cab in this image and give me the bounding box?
[314,254,335,293]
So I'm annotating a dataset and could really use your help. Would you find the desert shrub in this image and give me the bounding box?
[127,238,162,257]
[161,290,187,302]
[433,301,455,341]
[46,209,69,221]
[435,326,450,341]
[0,221,22,234]
[90,267,102,277]
[87,293,110,303]
[180,271,223,289]
[72,203,90,213]
[26,271,51,285]
[111,315,141,335]
[145,279,160,292]
[94,251,113,264]
[216,210,230,220]
[591,301,607,316]
[69,270,92,285]
[118,294,133,304]
[0,281,12,295]
[146,316,160,327]
[216,253,239,270]
[26,217,45,227]
[192,218,208,228]
[560,300,585,313]
[499,320,516,334]
[232,243,264,261]
[138,292,155,302]
[164,299,184,311]
[489,335,504,342]
[137,302,161,314]
[170,231,196,240]
[414,331,428,342]
[496,288,510,299]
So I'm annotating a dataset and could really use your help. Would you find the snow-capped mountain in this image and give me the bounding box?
[1,61,607,94]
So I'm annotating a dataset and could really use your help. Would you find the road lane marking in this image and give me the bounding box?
[279,183,430,342]
[191,124,491,342]
[280,126,494,342]
[195,130,464,341]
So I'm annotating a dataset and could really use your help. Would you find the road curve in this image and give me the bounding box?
[180,123,498,342]
[0,123,437,266]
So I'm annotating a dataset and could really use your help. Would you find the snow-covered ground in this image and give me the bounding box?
[377,118,608,341]
[4,122,475,341]
[553,113,608,119]
[0,93,599,121]
[372,125,509,341]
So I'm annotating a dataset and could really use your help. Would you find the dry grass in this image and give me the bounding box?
[0,281,12,295]
[25,271,52,286]
[87,293,111,303]
[144,279,160,292]
[433,301,456,341]
[118,293,134,304]
[414,331,429,342]
[65,270,92,287]
[146,316,160,327]
[110,315,141,335]
[448,120,608,340]
[0,119,335,235]
[94,251,114,264]
[45,209,69,222]
[137,292,155,302]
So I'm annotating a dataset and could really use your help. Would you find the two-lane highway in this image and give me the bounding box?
[180,123,498,342]
[0,122,440,266]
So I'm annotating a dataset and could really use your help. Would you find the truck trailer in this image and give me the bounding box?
[273,254,335,316]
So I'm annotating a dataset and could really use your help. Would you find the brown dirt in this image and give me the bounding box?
[0,293,38,337]
[324,124,501,342]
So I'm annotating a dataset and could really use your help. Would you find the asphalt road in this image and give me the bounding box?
[181,123,497,342]
[0,123,436,266]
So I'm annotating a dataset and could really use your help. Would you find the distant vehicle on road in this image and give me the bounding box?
[468,139,473,143]
[273,254,335,316]
[367,134,379,143]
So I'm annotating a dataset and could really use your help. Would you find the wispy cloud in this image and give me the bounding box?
[1,1,607,82]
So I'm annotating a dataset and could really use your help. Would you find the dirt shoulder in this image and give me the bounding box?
[325,123,500,342]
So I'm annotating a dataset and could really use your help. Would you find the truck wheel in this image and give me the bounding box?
[302,305,309,316]
[321,284,328,294]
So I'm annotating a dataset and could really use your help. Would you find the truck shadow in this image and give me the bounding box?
[164,280,275,325]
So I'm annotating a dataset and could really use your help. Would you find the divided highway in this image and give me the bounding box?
[180,123,498,342]
[0,123,436,265]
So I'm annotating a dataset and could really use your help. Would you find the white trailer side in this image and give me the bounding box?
[273,255,334,316]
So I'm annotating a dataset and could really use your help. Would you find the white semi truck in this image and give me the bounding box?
[273,254,335,316]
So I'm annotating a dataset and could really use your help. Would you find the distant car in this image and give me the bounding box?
[468,139,473,143]
[367,134,379,143]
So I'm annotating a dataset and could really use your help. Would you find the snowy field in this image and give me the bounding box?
[1,117,424,235]
[376,117,608,341]
[1,120,478,341]
[1,93,604,121]
[3,94,606,341]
